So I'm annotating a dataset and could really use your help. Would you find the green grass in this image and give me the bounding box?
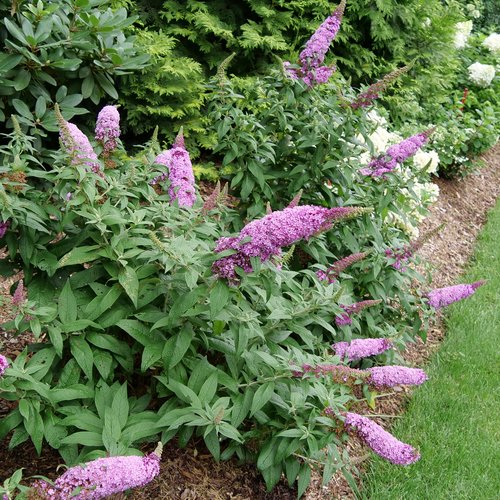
[362,199,500,500]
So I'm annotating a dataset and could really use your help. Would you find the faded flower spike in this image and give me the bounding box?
[317,252,368,283]
[59,120,100,173]
[0,220,9,238]
[334,299,382,327]
[360,129,434,178]
[367,366,428,388]
[11,280,27,306]
[153,129,196,207]
[344,412,420,465]
[427,281,485,309]
[332,338,393,361]
[212,205,368,280]
[0,354,8,376]
[33,445,162,499]
[95,105,120,153]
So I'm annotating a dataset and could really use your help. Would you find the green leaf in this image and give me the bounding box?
[118,266,139,307]
[84,284,122,321]
[81,75,95,98]
[204,429,220,461]
[3,18,28,44]
[58,279,77,324]
[297,464,311,498]
[50,385,94,403]
[13,69,31,91]
[57,246,101,268]
[12,99,32,120]
[141,343,163,371]
[62,319,102,333]
[198,372,218,404]
[250,382,275,417]
[69,337,94,381]
[94,72,118,99]
[261,463,283,492]
[93,350,113,380]
[61,431,103,447]
[0,53,22,73]
[210,280,229,319]
[230,390,253,428]
[111,384,129,431]
[163,325,194,370]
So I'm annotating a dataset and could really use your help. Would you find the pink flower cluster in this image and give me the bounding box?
[60,122,100,173]
[367,366,428,388]
[427,281,484,309]
[0,220,9,238]
[0,354,8,376]
[332,338,393,361]
[360,131,432,177]
[11,280,26,306]
[284,1,345,87]
[344,412,420,465]
[33,449,161,499]
[334,299,381,326]
[95,105,120,153]
[152,131,196,207]
[317,252,368,283]
[212,205,368,280]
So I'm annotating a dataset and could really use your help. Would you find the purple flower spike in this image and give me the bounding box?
[334,300,382,327]
[427,281,485,309]
[360,130,433,178]
[33,444,162,499]
[344,412,420,465]
[367,366,428,388]
[333,338,393,361]
[0,220,9,238]
[317,252,368,284]
[153,130,196,207]
[60,121,100,172]
[213,205,370,280]
[12,280,27,306]
[0,354,8,376]
[95,105,120,153]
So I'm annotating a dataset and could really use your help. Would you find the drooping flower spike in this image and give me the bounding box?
[360,129,434,178]
[95,105,120,153]
[212,205,371,280]
[332,338,393,361]
[367,366,428,388]
[33,443,163,499]
[334,299,382,327]
[0,354,9,376]
[317,252,368,283]
[344,412,420,465]
[11,280,27,306]
[427,281,485,309]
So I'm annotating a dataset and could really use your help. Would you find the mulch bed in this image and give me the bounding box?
[0,144,499,498]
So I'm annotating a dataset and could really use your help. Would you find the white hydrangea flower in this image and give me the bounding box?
[366,110,388,127]
[482,33,500,54]
[386,212,420,239]
[454,21,473,49]
[467,62,496,87]
[413,150,440,174]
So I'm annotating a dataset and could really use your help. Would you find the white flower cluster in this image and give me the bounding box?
[482,33,500,54]
[454,21,473,49]
[413,150,440,174]
[467,62,496,87]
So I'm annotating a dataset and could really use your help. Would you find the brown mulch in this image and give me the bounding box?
[1,145,499,497]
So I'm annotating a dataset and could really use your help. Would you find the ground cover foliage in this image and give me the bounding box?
[0,1,497,498]
[363,197,500,499]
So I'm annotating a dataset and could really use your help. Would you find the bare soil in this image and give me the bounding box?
[1,144,499,498]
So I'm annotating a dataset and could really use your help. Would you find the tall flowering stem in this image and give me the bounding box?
[11,280,26,306]
[360,129,434,178]
[33,444,162,499]
[334,299,382,327]
[0,354,8,376]
[427,281,484,309]
[317,252,368,283]
[284,0,345,87]
[351,66,409,109]
[367,366,428,388]
[95,105,120,153]
[344,412,420,465]
[152,130,196,207]
[212,205,371,280]
[332,338,393,361]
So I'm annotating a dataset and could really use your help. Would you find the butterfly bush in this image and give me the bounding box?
[0,354,8,376]
[427,281,485,309]
[467,62,496,88]
[332,338,393,361]
[213,205,370,280]
[33,445,162,499]
[360,130,433,178]
[482,33,500,54]
[153,131,196,207]
[95,105,120,153]
[334,300,381,327]
[344,412,420,465]
[316,252,368,283]
[59,121,100,173]
[284,0,345,87]
[367,366,428,388]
